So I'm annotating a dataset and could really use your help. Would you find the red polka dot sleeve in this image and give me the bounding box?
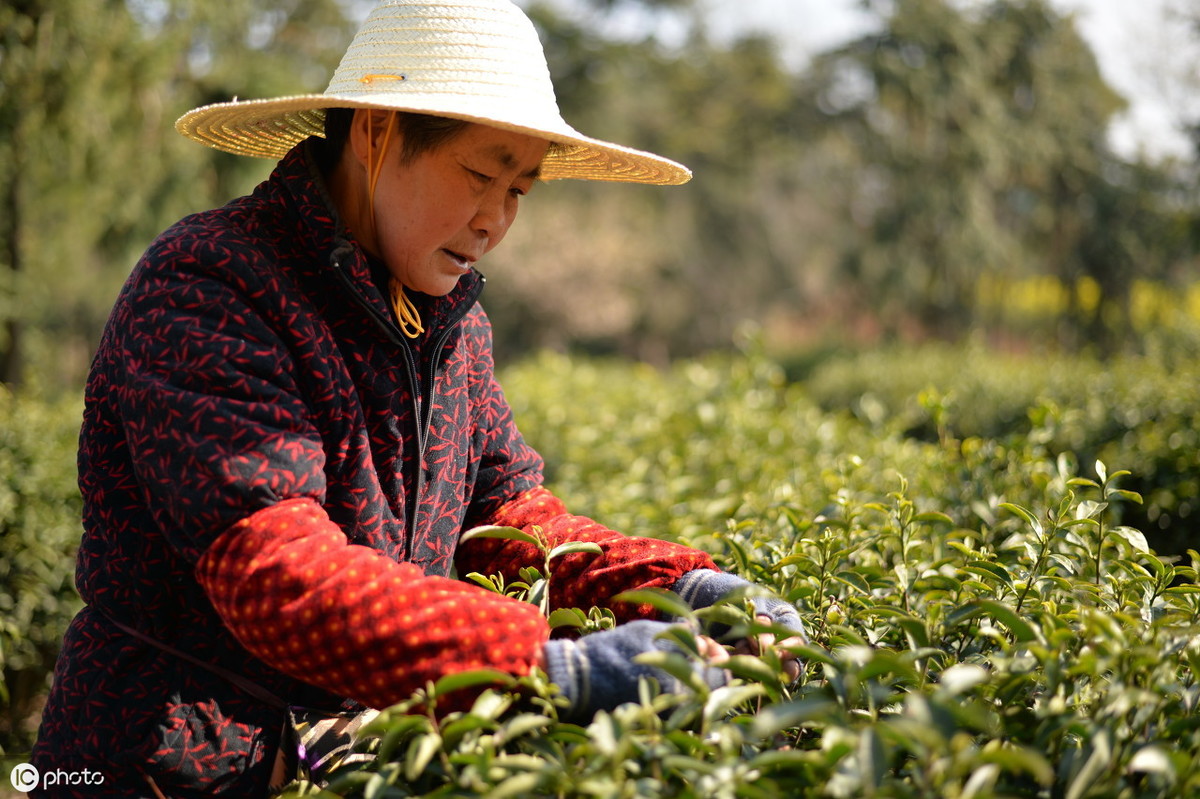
[456,486,719,623]
[195,498,549,709]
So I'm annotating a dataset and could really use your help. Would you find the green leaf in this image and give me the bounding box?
[367,715,434,762]
[485,772,544,798]
[964,560,1015,591]
[439,714,493,749]
[696,602,749,631]
[749,749,821,771]
[526,578,548,612]
[1140,553,1168,580]
[655,623,702,656]
[724,654,783,685]
[404,731,443,783]
[612,588,695,620]
[464,572,503,592]
[864,607,931,649]
[936,663,989,696]
[432,668,511,698]
[858,727,888,791]
[1000,502,1043,534]
[496,713,552,744]
[750,697,840,738]
[547,607,589,630]
[460,525,542,549]
[703,684,765,726]
[1112,526,1150,554]
[1066,730,1111,799]
[774,554,819,572]
[546,541,603,561]
[469,690,514,720]
[1074,500,1107,521]
[1106,488,1144,505]
[1067,477,1100,489]
[980,742,1054,785]
[947,599,1041,644]
[633,650,712,694]
[1127,745,1175,776]
[359,709,432,740]
[831,570,872,595]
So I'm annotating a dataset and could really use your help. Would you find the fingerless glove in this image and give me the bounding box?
[543,620,726,722]
[672,568,808,641]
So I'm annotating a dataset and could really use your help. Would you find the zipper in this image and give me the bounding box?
[329,247,484,555]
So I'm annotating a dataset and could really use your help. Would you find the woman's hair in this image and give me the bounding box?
[312,107,471,173]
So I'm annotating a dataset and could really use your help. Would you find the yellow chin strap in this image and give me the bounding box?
[389,278,424,339]
[366,110,424,339]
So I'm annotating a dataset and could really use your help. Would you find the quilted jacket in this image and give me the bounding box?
[31,142,717,796]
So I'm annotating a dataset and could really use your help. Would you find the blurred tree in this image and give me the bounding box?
[498,0,1196,359]
[980,1,1184,350]
[490,1,828,360]
[4,0,1195,383]
[0,0,353,392]
[805,0,1125,341]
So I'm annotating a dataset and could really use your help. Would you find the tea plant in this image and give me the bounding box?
[5,343,1197,794]
[282,450,1200,798]
[801,341,1200,555]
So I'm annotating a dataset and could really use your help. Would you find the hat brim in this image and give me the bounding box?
[175,95,691,186]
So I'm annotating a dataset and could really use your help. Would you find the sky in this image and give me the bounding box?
[1050,0,1197,160]
[549,0,1199,163]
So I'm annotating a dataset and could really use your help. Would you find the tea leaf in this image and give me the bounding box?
[460,525,542,548]
[432,669,512,698]
[612,588,695,620]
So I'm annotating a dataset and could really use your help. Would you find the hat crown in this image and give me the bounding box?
[325,0,562,123]
[174,0,691,183]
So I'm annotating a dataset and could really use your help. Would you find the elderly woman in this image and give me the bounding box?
[31,0,805,795]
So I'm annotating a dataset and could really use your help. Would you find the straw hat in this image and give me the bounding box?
[175,0,690,185]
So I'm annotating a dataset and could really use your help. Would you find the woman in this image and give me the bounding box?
[31,1,805,795]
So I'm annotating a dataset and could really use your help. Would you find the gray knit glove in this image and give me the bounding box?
[672,569,808,642]
[543,620,727,722]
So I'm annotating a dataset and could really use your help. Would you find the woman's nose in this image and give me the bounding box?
[471,188,515,240]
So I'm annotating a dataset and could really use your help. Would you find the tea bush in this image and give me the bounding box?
[280,348,1200,798]
[801,342,1200,554]
[0,389,83,754]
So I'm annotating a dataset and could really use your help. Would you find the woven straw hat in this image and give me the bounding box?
[175,0,690,185]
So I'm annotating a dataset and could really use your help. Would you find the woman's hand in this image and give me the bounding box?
[673,568,808,681]
[544,620,730,721]
[732,614,805,681]
[697,633,731,667]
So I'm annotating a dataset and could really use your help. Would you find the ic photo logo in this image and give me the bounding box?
[9,762,106,792]
[9,763,39,792]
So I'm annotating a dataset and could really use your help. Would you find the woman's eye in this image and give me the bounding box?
[468,168,495,184]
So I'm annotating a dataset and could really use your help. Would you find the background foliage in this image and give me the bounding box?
[0,389,82,753]
[2,0,1198,388]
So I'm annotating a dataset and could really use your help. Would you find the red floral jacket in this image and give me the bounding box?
[32,143,717,796]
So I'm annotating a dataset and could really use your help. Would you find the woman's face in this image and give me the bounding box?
[357,116,548,297]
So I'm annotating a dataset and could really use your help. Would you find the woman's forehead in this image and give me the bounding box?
[452,124,549,175]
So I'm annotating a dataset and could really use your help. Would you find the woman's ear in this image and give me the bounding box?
[347,108,380,169]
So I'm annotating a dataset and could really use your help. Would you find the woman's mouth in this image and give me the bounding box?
[443,249,474,271]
